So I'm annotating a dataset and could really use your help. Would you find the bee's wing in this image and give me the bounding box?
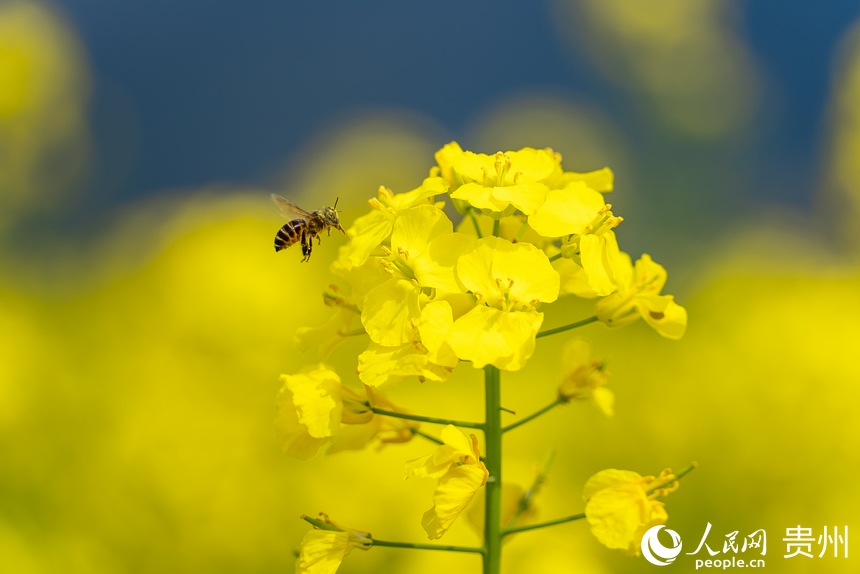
[271,194,313,220]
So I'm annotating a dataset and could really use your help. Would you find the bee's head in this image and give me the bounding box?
[322,201,346,234]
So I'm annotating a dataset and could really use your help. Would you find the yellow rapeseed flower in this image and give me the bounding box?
[360,205,472,347]
[296,514,372,574]
[345,176,448,267]
[531,186,625,296]
[274,366,372,459]
[358,300,458,389]
[583,468,679,555]
[448,236,559,370]
[448,147,557,216]
[406,425,489,539]
[595,253,687,338]
[558,339,613,416]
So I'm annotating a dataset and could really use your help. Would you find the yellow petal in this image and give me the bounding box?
[417,301,458,368]
[582,469,643,501]
[439,424,478,460]
[505,147,557,182]
[489,239,559,305]
[326,422,379,454]
[636,295,688,340]
[554,257,600,298]
[585,482,653,552]
[579,231,623,296]
[412,232,473,294]
[451,182,510,212]
[556,167,614,192]
[434,142,464,188]
[296,529,371,574]
[390,204,453,260]
[528,182,606,237]
[274,384,330,460]
[406,444,461,479]
[456,236,559,307]
[591,387,615,417]
[448,306,544,371]
[361,278,421,346]
[387,176,448,210]
[421,464,487,540]
[634,254,668,295]
[345,210,393,267]
[491,182,549,215]
[357,341,449,390]
[287,369,343,439]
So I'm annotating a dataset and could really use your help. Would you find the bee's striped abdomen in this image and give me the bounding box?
[274,219,306,252]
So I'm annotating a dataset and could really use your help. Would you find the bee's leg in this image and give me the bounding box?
[300,229,311,262]
[317,235,321,245]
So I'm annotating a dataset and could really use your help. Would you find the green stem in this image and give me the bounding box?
[492,219,501,237]
[502,398,563,433]
[301,516,483,554]
[301,514,339,531]
[536,316,598,338]
[483,366,502,574]
[372,539,484,554]
[548,253,563,262]
[411,428,443,446]
[503,512,585,536]
[370,406,484,430]
[468,209,483,239]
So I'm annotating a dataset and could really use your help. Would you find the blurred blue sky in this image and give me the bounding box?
[55,0,860,215]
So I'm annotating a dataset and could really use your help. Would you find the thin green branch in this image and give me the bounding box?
[301,516,483,554]
[492,219,501,237]
[301,514,339,531]
[370,406,484,430]
[548,253,563,262]
[503,512,585,536]
[411,428,443,446]
[502,398,563,433]
[372,539,484,554]
[468,208,483,239]
[536,316,598,338]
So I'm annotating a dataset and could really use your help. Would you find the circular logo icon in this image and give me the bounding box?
[641,525,683,566]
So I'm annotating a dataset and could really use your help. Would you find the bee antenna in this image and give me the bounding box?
[333,197,339,208]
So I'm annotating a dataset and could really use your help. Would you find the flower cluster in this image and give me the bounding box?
[279,142,692,573]
[298,143,686,385]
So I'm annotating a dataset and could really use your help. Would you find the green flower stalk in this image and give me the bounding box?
[276,143,690,574]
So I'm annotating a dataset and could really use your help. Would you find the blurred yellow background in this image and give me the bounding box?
[2,1,859,573]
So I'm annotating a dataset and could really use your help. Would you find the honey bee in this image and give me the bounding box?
[271,194,345,262]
